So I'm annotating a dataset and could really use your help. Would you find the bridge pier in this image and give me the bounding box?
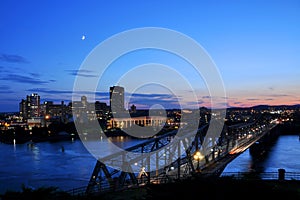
[278,168,286,180]
[249,125,280,157]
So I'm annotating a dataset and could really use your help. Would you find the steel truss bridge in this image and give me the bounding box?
[85,113,278,195]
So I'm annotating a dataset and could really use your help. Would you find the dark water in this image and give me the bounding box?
[0,139,94,194]
[0,134,299,194]
[0,136,143,194]
[222,134,300,173]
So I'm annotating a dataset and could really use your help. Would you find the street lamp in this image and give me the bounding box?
[193,151,204,172]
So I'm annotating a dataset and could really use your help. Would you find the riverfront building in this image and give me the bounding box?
[19,93,41,119]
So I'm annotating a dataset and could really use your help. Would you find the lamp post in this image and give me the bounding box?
[193,151,204,172]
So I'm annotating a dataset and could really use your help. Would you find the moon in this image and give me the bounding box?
[81,35,86,40]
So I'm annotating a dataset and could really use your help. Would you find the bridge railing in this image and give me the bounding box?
[221,171,300,180]
[65,171,300,197]
[64,174,181,197]
[64,186,87,197]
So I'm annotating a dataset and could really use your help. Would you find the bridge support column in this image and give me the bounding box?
[278,168,285,180]
[147,155,151,183]
[177,141,181,179]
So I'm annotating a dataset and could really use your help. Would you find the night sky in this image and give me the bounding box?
[0,0,299,112]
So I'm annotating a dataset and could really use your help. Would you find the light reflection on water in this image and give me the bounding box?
[222,135,300,173]
[0,136,145,194]
[0,134,299,194]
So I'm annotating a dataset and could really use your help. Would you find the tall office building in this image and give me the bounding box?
[19,93,41,119]
[109,86,125,114]
[26,93,41,118]
[19,99,27,119]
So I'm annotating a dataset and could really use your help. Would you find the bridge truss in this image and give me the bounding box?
[85,113,276,194]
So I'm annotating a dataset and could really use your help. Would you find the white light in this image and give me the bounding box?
[81,35,86,40]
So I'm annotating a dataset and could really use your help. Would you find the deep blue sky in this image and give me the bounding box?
[0,0,299,112]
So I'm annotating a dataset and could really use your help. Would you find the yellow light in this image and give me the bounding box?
[194,151,204,160]
[193,154,198,160]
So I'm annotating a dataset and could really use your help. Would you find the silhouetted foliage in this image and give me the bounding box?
[1,185,73,200]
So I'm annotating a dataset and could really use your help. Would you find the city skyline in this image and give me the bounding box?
[1,0,300,112]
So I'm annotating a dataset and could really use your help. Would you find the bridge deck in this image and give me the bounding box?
[84,117,278,195]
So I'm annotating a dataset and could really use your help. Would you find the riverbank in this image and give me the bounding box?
[2,175,300,200]
[88,176,300,200]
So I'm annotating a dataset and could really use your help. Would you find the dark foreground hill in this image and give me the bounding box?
[2,175,300,200]
[95,176,300,200]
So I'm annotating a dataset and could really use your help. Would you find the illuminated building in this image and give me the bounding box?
[19,93,41,119]
[109,86,125,115]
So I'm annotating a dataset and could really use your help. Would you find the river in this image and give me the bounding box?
[222,134,300,173]
[0,134,299,194]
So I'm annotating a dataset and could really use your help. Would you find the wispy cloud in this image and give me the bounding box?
[247,98,260,101]
[0,85,11,90]
[0,53,29,63]
[214,102,230,108]
[1,74,50,84]
[128,97,178,104]
[265,94,290,97]
[65,69,98,77]
[0,85,14,94]
[27,88,74,94]
[0,90,14,94]
[29,72,40,77]
[128,93,176,99]
[127,93,180,109]
[201,95,230,100]
[0,67,56,85]
[185,100,204,106]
